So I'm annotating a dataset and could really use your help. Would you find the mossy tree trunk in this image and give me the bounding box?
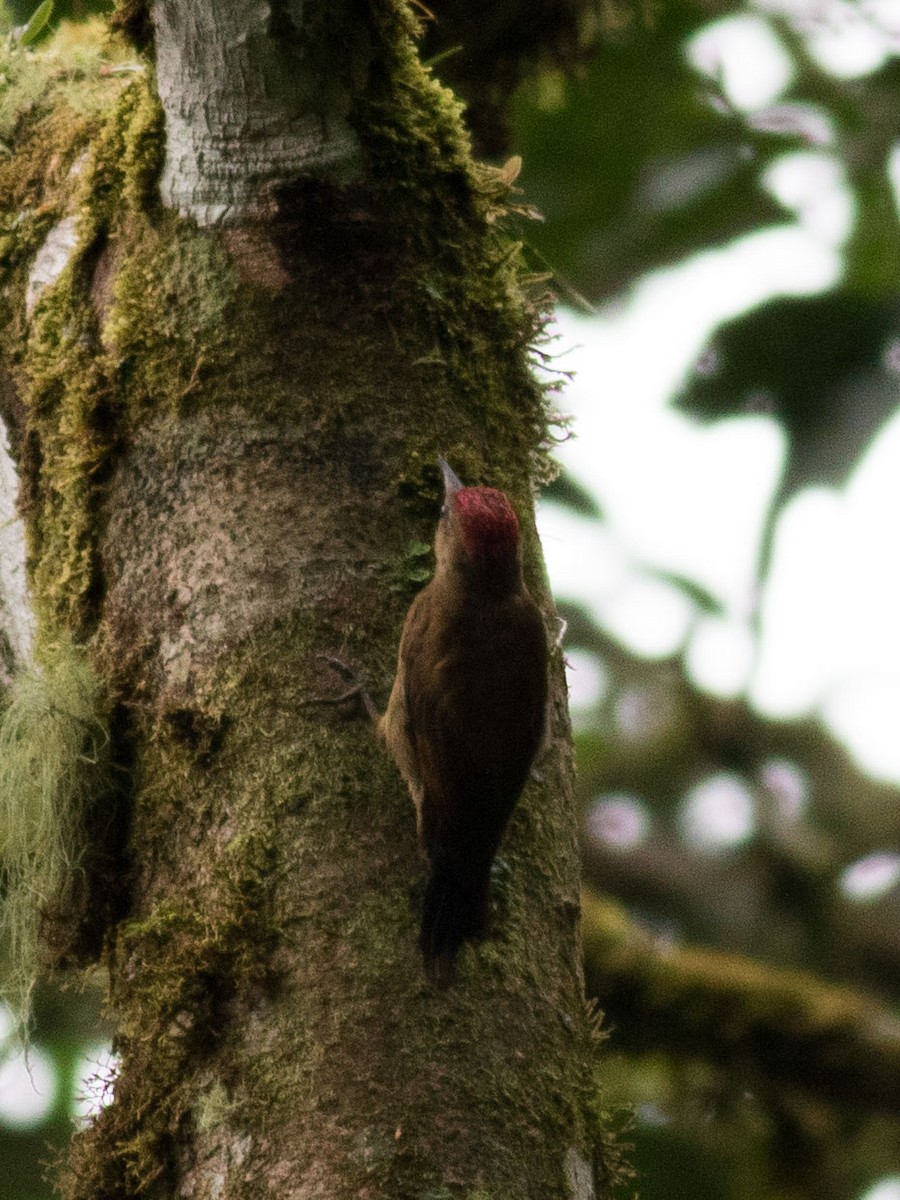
[0,3,618,1196]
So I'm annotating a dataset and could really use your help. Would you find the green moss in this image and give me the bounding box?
[0,639,112,1032]
[348,2,556,484]
[26,284,114,636]
[0,34,47,140]
[63,823,279,1199]
[0,18,137,142]
[76,67,163,242]
[109,0,153,53]
[0,21,129,284]
[194,1081,235,1133]
[20,73,163,638]
[103,219,241,416]
[384,538,434,594]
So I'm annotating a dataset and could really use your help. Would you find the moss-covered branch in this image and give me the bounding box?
[582,889,900,1114]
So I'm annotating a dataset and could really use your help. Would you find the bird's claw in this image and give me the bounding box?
[314,655,380,724]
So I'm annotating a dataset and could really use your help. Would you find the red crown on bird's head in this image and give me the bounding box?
[452,487,520,561]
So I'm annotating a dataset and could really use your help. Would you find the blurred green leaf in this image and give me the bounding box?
[542,468,603,517]
[767,24,900,299]
[676,291,900,494]
[512,2,789,301]
[7,0,109,20]
[18,0,51,46]
[646,568,723,616]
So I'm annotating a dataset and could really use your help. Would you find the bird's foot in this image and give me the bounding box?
[309,654,380,725]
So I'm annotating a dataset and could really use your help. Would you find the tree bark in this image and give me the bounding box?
[0,4,617,1197]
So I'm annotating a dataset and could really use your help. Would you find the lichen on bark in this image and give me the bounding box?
[0,638,114,1029]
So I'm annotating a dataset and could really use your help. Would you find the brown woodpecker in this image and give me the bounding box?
[379,458,549,981]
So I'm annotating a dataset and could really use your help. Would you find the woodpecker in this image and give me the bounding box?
[379,458,549,982]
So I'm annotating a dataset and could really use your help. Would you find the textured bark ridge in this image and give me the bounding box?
[152,0,364,224]
[100,411,373,700]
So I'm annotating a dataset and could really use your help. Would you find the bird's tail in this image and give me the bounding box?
[419,856,490,986]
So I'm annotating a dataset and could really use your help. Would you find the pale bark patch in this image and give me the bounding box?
[26,214,79,316]
[0,418,33,674]
[565,1145,597,1200]
[151,0,361,225]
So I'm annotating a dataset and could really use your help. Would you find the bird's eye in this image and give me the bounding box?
[440,504,449,520]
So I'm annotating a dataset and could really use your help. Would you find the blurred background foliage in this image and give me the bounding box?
[1,1,899,1199]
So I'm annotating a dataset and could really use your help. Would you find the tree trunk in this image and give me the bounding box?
[0,4,619,1196]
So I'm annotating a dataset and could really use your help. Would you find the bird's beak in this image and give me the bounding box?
[438,456,463,498]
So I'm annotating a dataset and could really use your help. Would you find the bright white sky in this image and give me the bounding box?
[537,3,900,785]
